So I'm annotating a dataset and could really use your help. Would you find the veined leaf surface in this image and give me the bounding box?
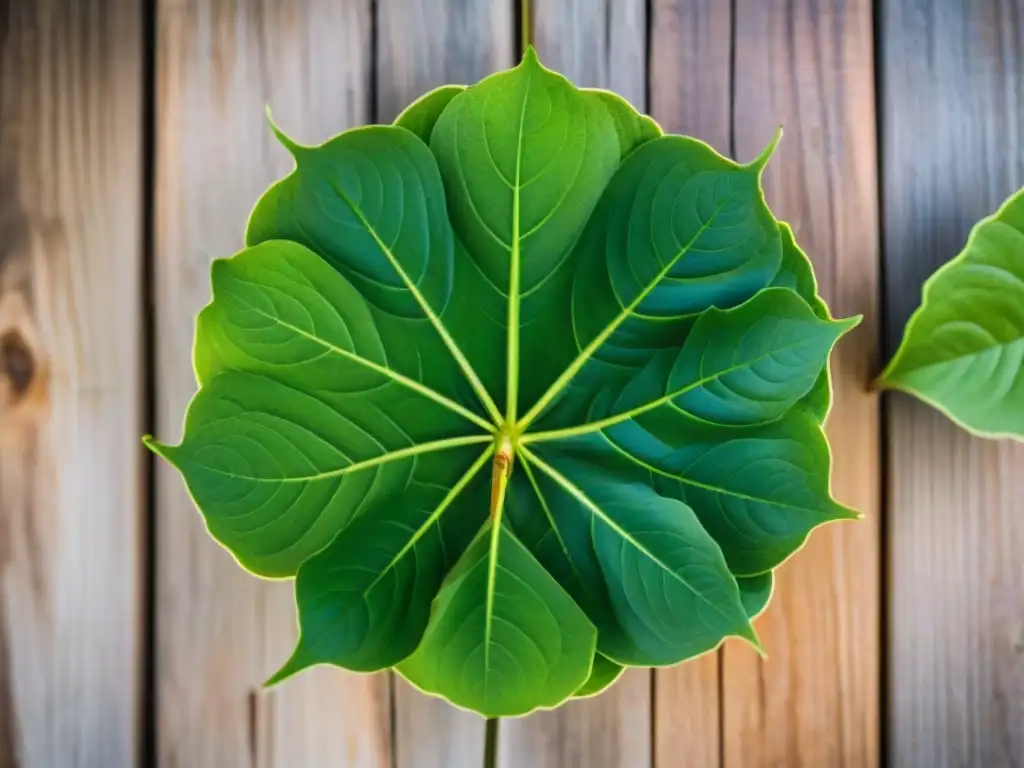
[881,186,1024,438]
[148,49,857,717]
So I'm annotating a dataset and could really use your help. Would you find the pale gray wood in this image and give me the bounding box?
[647,3,732,764]
[376,0,515,122]
[724,2,882,766]
[376,2,513,766]
[154,2,391,766]
[532,0,646,108]
[881,1,1024,765]
[0,1,143,766]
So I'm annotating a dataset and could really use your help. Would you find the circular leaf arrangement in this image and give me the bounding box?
[148,49,859,717]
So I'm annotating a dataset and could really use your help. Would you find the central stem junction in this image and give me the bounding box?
[489,426,519,520]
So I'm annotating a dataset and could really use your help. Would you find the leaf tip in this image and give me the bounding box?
[264,649,307,688]
[265,105,303,157]
[834,502,862,521]
[840,313,864,332]
[521,44,540,67]
[749,125,783,173]
[739,622,766,656]
[143,434,178,463]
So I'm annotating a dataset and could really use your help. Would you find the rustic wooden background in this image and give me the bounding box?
[0,0,1021,766]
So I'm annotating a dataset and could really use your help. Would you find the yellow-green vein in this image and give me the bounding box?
[148,433,493,484]
[238,302,496,433]
[520,331,850,444]
[519,445,761,644]
[517,201,729,430]
[365,447,494,593]
[506,73,532,423]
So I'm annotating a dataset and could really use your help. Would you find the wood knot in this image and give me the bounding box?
[0,329,35,403]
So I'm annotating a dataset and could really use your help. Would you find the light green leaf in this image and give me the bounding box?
[397,520,597,718]
[393,84,464,143]
[574,653,625,698]
[148,48,856,717]
[881,186,1024,438]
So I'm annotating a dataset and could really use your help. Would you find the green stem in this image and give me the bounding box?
[483,716,500,768]
[520,0,531,56]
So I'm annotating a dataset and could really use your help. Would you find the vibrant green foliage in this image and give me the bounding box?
[881,187,1024,439]
[147,49,858,718]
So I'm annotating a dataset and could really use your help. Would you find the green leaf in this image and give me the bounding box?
[393,84,465,143]
[267,448,493,678]
[574,653,624,698]
[738,572,774,620]
[519,445,760,666]
[148,48,856,717]
[772,222,834,421]
[880,186,1024,438]
[397,520,597,717]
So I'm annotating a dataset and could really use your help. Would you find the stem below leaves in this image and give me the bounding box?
[483,717,499,768]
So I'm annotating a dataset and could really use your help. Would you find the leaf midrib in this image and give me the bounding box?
[364,448,494,594]
[239,301,495,433]
[315,159,504,426]
[522,328,834,443]
[506,71,532,423]
[592,429,852,520]
[891,333,1024,381]
[518,198,731,429]
[190,433,492,484]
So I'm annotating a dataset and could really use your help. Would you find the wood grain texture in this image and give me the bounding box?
[724,1,881,766]
[649,0,732,147]
[375,2,512,765]
[499,4,652,767]
[154,3,390,766]
[375,0,514,122]
[648,2,732,765]
[502,670,651,768]
[532,0,646,105]
[0,1,143,766]
[881,1,1024,765]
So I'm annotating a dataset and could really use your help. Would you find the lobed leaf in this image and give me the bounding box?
[148,48,858,717]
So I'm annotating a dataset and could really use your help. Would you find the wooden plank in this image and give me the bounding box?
[0,1,145,765]
[531,0,646,106]
[648,1,733,764]
[0,1,143,765]
[498,4,652,767]
[880,1,1024,765]
[374,2,513,766]
[723,1,881,766]
[153,3,391,766]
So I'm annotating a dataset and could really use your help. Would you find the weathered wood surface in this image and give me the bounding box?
[881,1,1024,765]
[5,0,1024,765]
[723,1,881,766]
[0,1,143,766]
[648,1,733,764]
[153,2,390,766]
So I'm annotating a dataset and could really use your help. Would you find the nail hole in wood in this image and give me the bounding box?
[0,329,35,401]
